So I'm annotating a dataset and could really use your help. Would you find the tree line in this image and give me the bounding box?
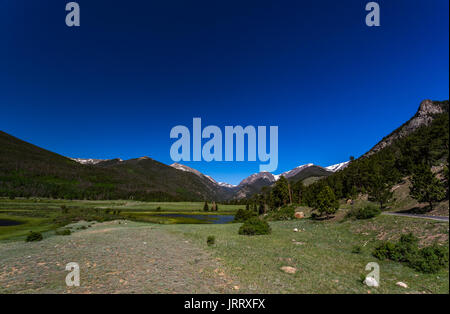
[234,110,449,217]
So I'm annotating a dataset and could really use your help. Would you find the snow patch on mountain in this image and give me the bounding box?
[239,172,276,186]
[218,182,237,188]
[170,163,222,185]
[70,158,122,165]
[277,163,314,179]
[325,161,350,172]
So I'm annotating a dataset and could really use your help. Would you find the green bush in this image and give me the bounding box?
[207,235,215,246]
[266,204,296,221]
[55,229,71,236]
[234,208,257,222]
[373,233,448,273]
[409,245,449,274]
[238,218,271,236]
[373,241,402,261]
[26,231,43,242]
[348,205,381,220]
[351,245,362,254]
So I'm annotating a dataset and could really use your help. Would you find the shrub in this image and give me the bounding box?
[352,245,362,254]
[238,218,271,235]
[409,245,449,274]
[372,233,448,273]
[207,235,215,246]
[348,205,381,220]
[234,208,257,222]
[26,231,43,242]
[373,241,401,261]
[266,205,296,221]
[55,229,71,236]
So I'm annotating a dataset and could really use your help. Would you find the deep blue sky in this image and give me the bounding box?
[1,0,448,185]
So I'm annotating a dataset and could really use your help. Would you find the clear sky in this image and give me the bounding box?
[1,0,448,185]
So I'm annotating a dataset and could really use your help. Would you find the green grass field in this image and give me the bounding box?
[0,198,244,240]
[0,198,448,293]
[165,215,449,294]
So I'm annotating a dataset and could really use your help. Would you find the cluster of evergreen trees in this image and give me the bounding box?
[203,201,219,211]
[0,131,219,202]
[244,108,449,216]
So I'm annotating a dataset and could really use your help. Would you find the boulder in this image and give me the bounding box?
[280,266,297,274]
[396,282,408,288]
[294,212,305,219]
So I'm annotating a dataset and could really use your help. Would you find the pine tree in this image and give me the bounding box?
[271,176,290,208]
[410,164,446,211]
[315,186,339,218]
[292,180,304,204]
[258,203,265,215]
[368,170,393,209]
[444,155,449,198]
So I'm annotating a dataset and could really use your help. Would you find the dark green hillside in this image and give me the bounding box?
[287,165,331,182]
[0,131,217,201]
[301,101,449,206]
[246,100,449,211]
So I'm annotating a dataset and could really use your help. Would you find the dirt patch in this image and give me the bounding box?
[351,218,448,247]
[0,222,241,293]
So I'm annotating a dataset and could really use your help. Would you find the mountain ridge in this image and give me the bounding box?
[2,99,446,201]
[363,99,448,158]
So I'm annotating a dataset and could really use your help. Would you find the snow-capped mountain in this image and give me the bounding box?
[275,163,315,180]
[238,172,277,186]
[72,157,347,199]
[70,158,124,165]
[233,161,349,198]
[71,158,111,165]
[237,164,317,186]
[170,163,217,184]
[325,161,350,172]
[218,182,237,188]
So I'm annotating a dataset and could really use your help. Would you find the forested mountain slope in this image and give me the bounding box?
[0,131,220,201]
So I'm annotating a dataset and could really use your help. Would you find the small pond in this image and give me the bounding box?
[0,219,23,227]
[151,214,234,224]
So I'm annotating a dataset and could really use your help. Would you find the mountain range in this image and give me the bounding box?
[65,158,346,200]
[0,99,447,201]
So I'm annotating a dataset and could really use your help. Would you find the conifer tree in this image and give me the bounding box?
[271,176,290,208]
[410,164,446,211]
[315,186,339,218]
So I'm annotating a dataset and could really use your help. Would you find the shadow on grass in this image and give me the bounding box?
[396,206,432,215]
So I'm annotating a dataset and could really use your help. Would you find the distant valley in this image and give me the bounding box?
[0,99,447,202]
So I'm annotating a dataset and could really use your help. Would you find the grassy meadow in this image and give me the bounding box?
[0,198,244,240]
[0,197,448,293]
[165,216,449,293]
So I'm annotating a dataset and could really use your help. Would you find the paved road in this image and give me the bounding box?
[382,212,449,222]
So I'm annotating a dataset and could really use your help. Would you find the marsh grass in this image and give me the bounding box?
[0,198,242,240]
